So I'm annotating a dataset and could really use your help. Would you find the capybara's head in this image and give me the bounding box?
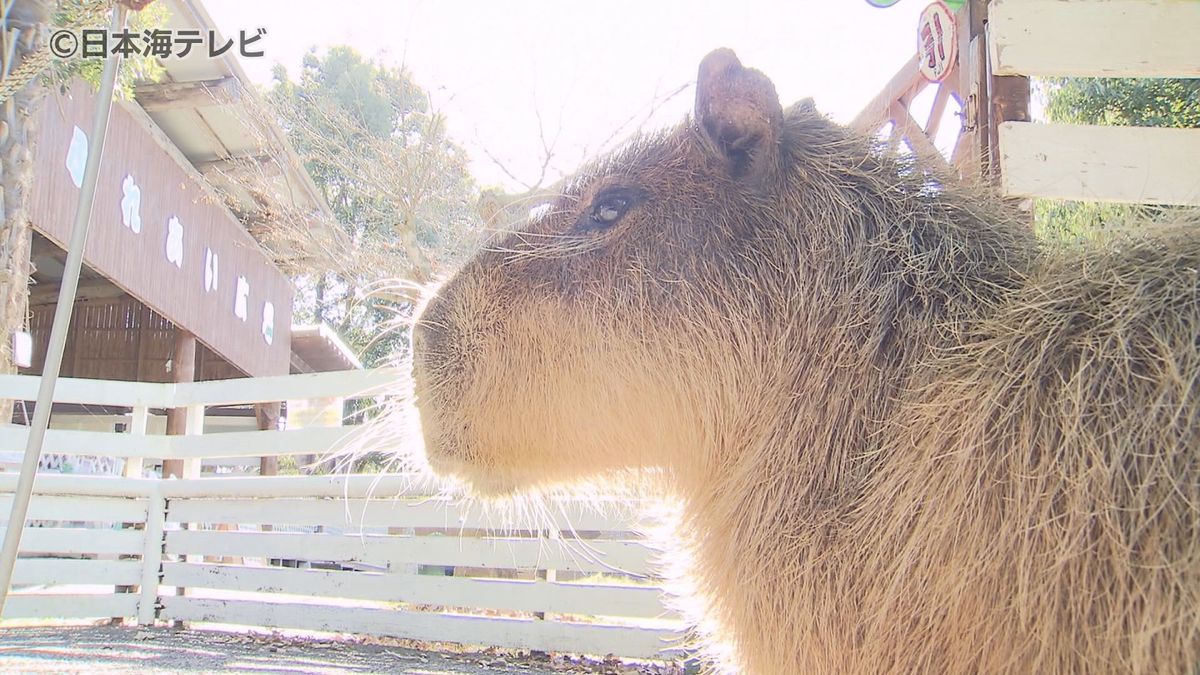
[412,49,856,494]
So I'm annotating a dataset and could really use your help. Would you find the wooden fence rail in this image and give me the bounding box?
[989,0,1200,206]
[0,369,684,661]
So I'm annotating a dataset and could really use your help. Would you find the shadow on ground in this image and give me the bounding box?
[0,626,680,674]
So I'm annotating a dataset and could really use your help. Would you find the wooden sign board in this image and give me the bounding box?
[30,81,293,378]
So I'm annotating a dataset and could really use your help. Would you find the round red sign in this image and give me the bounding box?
[918,1,957,83]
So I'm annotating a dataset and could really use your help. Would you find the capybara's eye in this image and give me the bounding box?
[594,197,628,224]
[575,188,639,232]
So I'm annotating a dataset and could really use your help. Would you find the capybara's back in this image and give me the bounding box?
[410,49,1200,673]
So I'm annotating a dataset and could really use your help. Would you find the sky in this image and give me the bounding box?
[203,0,937,191]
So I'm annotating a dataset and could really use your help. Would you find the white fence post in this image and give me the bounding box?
[138,482,165,626]
[181,404,204,479]
[172,403,204,612]
[122,405,149,479]
[112,404,150,624]
[532,527,560,633]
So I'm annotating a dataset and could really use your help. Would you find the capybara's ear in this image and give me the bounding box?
[695,48,783,184]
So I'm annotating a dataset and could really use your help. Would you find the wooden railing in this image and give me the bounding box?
[0,370,684,661]
[854,0,1200,207]
[989,0,1200,206]
[850,54,965,173]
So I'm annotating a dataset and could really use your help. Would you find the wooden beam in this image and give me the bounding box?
[890,103,950,171]
[289,352,315,375]
[28,279,127,305]
[194,154,281,179]
[118,99,242,222]
[851,54,924,133]
[998,122,1200,206]
[924,79,954,140]
[885,119,903,155]
[134,76,242,112]
[989,0,1200,78]
[184,108,233,160]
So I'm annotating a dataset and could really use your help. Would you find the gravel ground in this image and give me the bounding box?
[0,626,684,674]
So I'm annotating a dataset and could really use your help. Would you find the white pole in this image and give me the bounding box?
[0,4,128,616]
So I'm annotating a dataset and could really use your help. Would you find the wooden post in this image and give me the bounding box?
[162,330,195,479]
[956,0,989,179]
[988,74,1030,170]
[163,330,198,627]
[957,0,1030,183]
[254,402,281,547]
[132,304,148,382]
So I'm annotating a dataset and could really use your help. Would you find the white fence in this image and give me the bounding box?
[0,371,684,661]
[990,0,1200,206]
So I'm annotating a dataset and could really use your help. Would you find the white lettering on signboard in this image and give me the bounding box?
[66,126,88,188]
[234,276,250,321]
[262,302,274,345]
[165,217,184,268]
[120,175,142,234]
[204,248,219,292]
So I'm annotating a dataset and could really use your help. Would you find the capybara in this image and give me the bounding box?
[411,49,1200,673]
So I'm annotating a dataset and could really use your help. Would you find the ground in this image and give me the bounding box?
[0,626,684,674]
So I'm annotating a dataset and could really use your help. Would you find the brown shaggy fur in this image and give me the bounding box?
[410,49,1200,673]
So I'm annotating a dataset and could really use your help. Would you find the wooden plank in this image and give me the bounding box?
[0,367,398,410]
[135,76,243,111]
[159,474,453,499]
[164,530,654,577]
[989,0,1200,78]
[1,426,370,463]
[850,54,924,132]
[998,122,1200,206]
[0,374,173,407]
[160,597,683,659]
[0,527,145,556]
[924,81,954,140]
[166,497,641,533]
[161,562,675,620]
[27,279,128,305]
[890,103,949,169]
[0,474,156,499]
[195,155,281,179]
[173,368,402,407]
[0,426,167,459]
[0,495,148,524]
[2,594,139,620]
[11,558,142,586]
[166,426,371,460]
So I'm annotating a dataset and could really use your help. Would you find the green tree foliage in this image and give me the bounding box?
[1035,78,1200,239]
[267,47,479,367]
[1044,78,1200,128]
[49,0,167,96]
